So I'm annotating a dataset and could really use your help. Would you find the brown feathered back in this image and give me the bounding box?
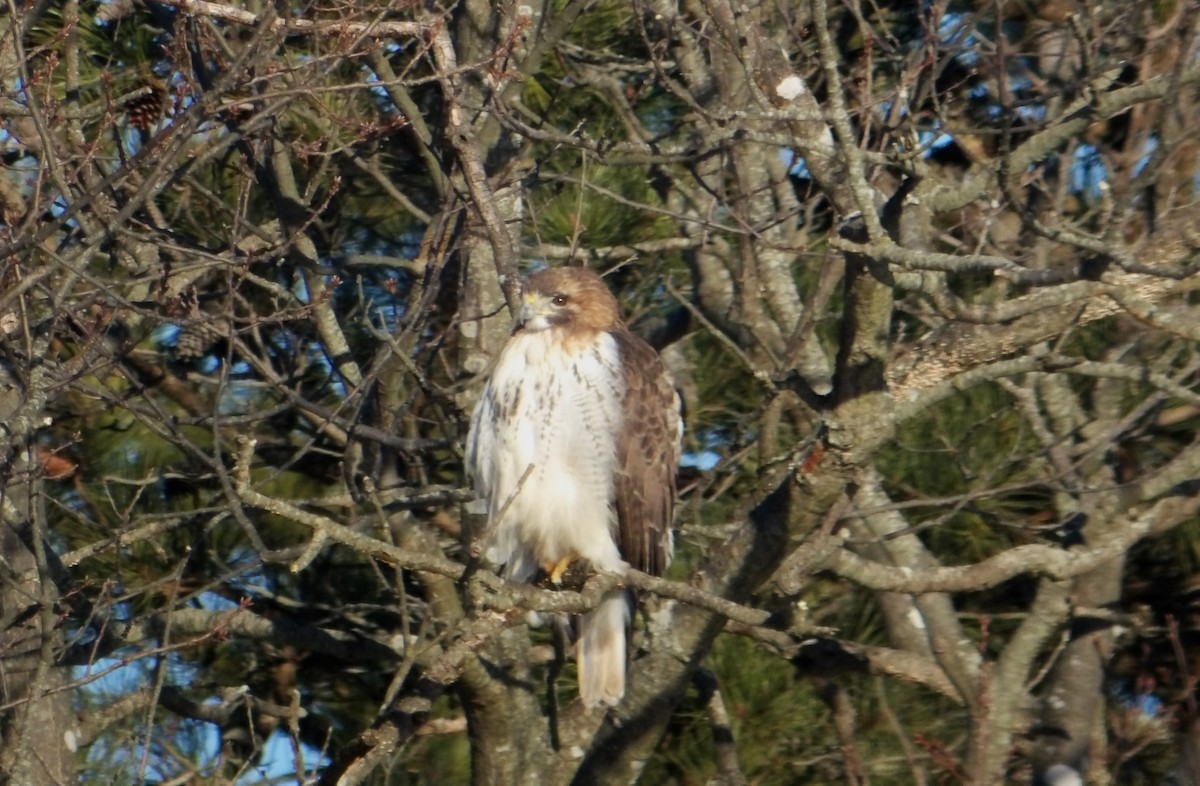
[612,329,679,577]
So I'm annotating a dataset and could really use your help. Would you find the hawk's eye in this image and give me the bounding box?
[551,293,569,307]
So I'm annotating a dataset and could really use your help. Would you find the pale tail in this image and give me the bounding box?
[578,590,630,707]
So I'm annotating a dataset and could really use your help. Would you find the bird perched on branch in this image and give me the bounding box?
[466,267,681,708]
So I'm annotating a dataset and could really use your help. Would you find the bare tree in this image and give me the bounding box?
[0,0,1198,783]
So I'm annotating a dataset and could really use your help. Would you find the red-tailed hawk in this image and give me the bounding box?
[466,267,681,707]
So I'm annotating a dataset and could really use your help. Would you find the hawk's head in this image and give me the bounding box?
[517,268,622,334]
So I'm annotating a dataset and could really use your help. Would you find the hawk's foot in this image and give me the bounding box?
[548,554,575,585]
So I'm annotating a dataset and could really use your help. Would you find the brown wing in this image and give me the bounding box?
[612,329,681,577]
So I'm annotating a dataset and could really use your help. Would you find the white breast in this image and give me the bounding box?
[466,330,627,580]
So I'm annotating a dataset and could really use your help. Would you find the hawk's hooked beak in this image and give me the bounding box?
[517,293,554,331]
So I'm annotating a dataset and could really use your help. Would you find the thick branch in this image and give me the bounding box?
[823,493,1199,593]
[150,0,425,38]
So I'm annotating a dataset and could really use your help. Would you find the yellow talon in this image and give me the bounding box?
[548,554,575,585]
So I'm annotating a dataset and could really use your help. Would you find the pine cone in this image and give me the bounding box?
[174,321,223,362]
[125,81,166,131]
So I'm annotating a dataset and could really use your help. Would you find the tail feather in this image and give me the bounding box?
[578,590,630,708]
